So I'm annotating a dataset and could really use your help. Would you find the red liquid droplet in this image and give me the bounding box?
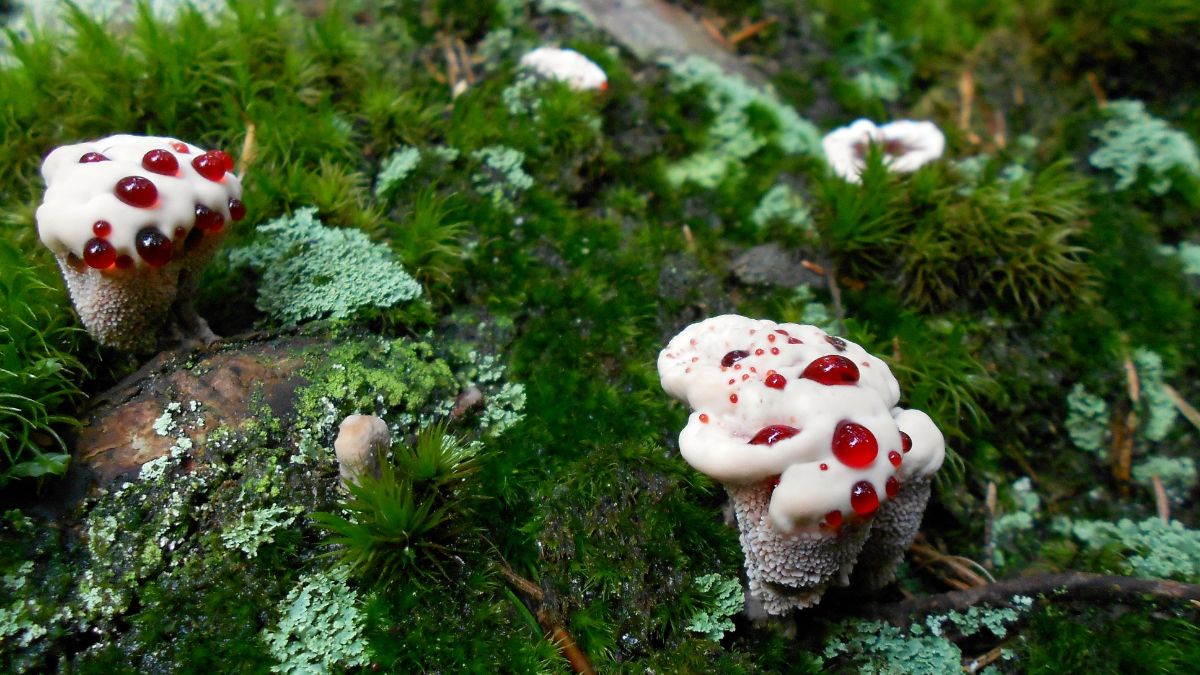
[721,350,750,367]
[115,176,158,207]
[135,227,173,267]
[174,226,187,239]
[79,152,108,163]
[787,337,802,344]
[832,421,878,468]
[741,374,749,381]
[824,510,843,528]
[83,238,115,269]
[850,481,879,517]
[698,413,709,423]
[766,475,781,490]
[888,450,902,467]
[748,425,800,446]
[228,198,246,221]
[115,254,134,269]
[820,463,828,471]
[142,149,179,175]
[755,349,764,355]
[170,141,190,154]
[92,220,112,236]
[765,373,786,389]
[901,431,913,454]
[729,394,738,404]
[192,152,227,182]
[802,355,860,385]
[210,149,235,172]
[194,204,226,232]
[775,329,789,336]
[767,334,776,342]
[885,476,900,498]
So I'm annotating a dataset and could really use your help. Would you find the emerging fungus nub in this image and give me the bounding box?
[518,46,608,91]
[35,134,245,352]
[333,415,390,489]
[822,119,946,183]
[658,315,945,614]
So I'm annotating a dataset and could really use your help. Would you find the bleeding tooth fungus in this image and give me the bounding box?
[36,134,245,352]
[658,315,945,614]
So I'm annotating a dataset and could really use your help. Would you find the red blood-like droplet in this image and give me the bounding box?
[801,355,860,385]
[79,152,108,163]
[174,226,187,239]
[228,198,246,221]
[900,431,913,454]
[115,176,158,207]
[886,476,900,498]
[765,372,786,389]
[210,149,235,172]
[92,220,112,237]
[770,347,780,355]
[729,394,738,404]
[748,425,800,446]
[775,329,789,336]
[787,337,802,344]
[820,463,828,471]
[832,421,878,468]
[192,152,227,182]
[824,510,843,528]
[115,254,134,269]
[698,414,709,423]
[755,349,764,355]
[142,149,179,175]
[170,141,190,154]
[194,204,225,233]
[888,450,902,467]
[83,238,116,269]
[766,475,781,490]
[135,227,173,267]
[721,350,750,367]
[850,481,879,517]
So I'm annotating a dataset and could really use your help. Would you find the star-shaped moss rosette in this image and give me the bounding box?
[658,315,945,614]
[822,119,946,183]
[35,134,245,352]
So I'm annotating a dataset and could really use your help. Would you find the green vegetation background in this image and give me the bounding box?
[0,0,1198,672]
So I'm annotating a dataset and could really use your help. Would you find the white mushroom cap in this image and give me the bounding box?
[658,315,944,533]
[518,47,608,91]
[821,119,945,182]
[37,134,243,267]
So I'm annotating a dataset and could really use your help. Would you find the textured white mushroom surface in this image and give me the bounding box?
[821,119,946,183]
[658,314,946,613]
[518,47,608,91]
[37,134,243,265]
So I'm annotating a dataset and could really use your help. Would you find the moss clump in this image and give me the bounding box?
[1022,605,1200,673]
[228,207,423,326]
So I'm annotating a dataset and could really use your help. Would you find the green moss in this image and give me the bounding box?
[1022,605,1200,673]
[228,207,423,326]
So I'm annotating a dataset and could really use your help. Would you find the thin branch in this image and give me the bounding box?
[1162,383,1200,432]
[846,572,1200,626]
[497,562,597,675]
[1152,474,1171,523]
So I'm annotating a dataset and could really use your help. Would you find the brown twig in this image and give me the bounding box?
[1086,72,1108,108]
[847,572,1200,626]
[237,122,258,177]
[1153,474,1171,523]
[824,253,847,336]
[982,482,997,572]
[911,542,993,588]
[800,259,826,276]
[965,646,1006,673]
[497,563,597,675]
[698,16,727,46]
[1162,383,1200,432]
[728,17,777,45]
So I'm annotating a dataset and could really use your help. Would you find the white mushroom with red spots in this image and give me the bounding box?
[518,47,608,91]
[658,314,945,614]
[35,134,246,352]
[822,119,946,183]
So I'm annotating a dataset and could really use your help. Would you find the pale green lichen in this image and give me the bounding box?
[1065,383,1108,454]
[1132,348,1177,442]
[471,146,534,207]
[1057,516,1200,581]
[792,285,838,334]
[1089,99,1200,195]
[821,599,1031,673]
[228,207,423,326]
[685,573,742,641]
[851,71,900,102]
[502,73,544,117]
[375,146,422,198]
[0,562,47,650]
[992,477,1040,567]
[1133,456,1197,504]
[221,505,299,558]
[661,55,822,188]
[153,401,182,437]
[750,183,815,235]
[262,568,370,674]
